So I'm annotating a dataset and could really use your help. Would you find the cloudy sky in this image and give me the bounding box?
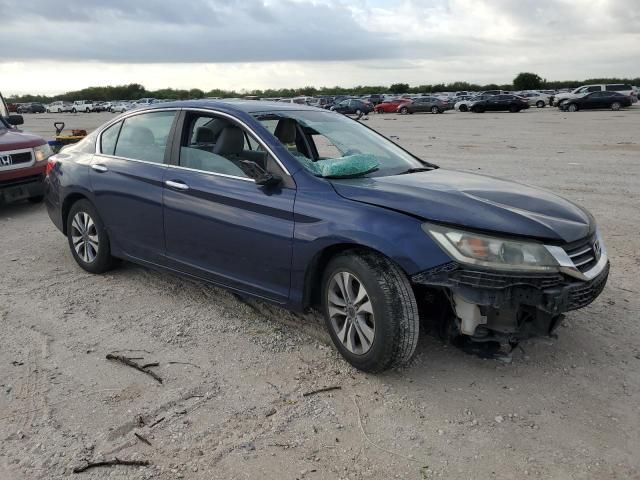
[1,0,638,95]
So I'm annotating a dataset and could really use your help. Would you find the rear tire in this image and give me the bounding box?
[509,105,519,112]
[611,102,621,111]
[66,199,115,274]
[459,104,468,112]
[431,106,439,114]
[399,106,409,114]
[536,101,545,108]
[321,250,419,372]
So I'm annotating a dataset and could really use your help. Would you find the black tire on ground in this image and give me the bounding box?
[66,199,115,274]
[28,195,44,203]
[568,103,578,112]
[321,250,420,372]
[399,106,409,114]
[72,108,77,113]
[611,102,621,111]
[536,101,545,108]
[509,105,519,112]
[459,104,468,112]
[431,106,439,114]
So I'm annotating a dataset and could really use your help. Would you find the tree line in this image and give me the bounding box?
[6,73,639,103]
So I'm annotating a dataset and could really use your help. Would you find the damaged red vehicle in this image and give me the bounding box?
[0,91,53,204]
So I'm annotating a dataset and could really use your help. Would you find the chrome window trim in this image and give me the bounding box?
[93,152,169,168]
[95,106,291,181]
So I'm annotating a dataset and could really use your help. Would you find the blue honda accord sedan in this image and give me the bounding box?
[44,101,609,371]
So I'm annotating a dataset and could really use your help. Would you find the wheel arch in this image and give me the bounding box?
[61,192,91,235]
[302,242,403,311]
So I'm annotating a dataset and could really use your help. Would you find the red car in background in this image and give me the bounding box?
[374,98,411,113]
[1,91,53,204]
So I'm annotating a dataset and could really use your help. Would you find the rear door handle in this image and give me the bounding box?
[91,164,108,173]
[165,180,189,191]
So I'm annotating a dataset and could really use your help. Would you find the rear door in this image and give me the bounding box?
[90,110,177,263]
[162,110,296,302]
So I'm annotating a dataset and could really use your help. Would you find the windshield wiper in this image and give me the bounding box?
[400,167,433,174]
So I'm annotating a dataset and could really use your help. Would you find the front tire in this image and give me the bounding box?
[321,250,419,372]
[459,104,468,112]
[66,200,115,274]
[611,102,621,111]
[399,106,409,114]
[536,100,545,108]
[431,106,439,114]
[568,103,578,112]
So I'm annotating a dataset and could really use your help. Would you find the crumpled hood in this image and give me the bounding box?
[0,127,46,150]
[331,169,592,243]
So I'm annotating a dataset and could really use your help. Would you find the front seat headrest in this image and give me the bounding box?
[123,126,155,146]
[274,118,297,144]
[195,126,216,144]
[213,126,244,156]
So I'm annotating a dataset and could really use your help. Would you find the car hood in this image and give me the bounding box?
[331,169,592,243]
[0,126,46,150]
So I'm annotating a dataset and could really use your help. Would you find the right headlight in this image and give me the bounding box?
[422,223,560,272]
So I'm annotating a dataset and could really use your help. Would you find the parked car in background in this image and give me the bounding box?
[518,92,550,108]
[133,98,158,107]
[47,101,74,113]
[560,91,632,112]
[478,90,510,96]
[552,84,637,107]
[92,102,110,112]
[398,96,451,114]
[455,94,494,112]
[72,100,94,113]
[362,94,384,105]
[374,98,410,113]
[331,98,373,116]
[17,102,46,114]
[471,94,529,113]
[0,90,53,204]
[43,100,609,372]
[7,103,18,113]
[110,101,134,113]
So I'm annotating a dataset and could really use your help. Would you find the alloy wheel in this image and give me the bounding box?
[327,271,375,355]
[611,102,621,111]
[71,211,99,263]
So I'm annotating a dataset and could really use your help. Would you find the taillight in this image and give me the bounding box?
[46,157,57,176]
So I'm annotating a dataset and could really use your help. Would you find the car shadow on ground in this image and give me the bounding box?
[0,200,44,219]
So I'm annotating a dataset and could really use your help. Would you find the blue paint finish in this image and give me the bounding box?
[90,155,166,263]
[45,100,597,313]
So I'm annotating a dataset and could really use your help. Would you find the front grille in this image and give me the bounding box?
[563,235,599,273]
[567,262,609,310]
[0,149,34,170]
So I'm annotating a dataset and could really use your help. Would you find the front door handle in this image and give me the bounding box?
[91,164,108,173]
[165,180,189,191]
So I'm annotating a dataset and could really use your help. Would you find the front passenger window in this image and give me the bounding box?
[114,111,176,163]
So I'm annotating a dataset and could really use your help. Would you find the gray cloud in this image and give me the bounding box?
[0,0,638,72]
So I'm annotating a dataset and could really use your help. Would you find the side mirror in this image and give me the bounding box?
[7,115,24,126]
[255,172,282,187]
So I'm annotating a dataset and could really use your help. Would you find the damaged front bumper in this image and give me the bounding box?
[411,258,609,341]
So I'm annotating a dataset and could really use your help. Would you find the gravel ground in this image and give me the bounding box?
[1,106,639,480]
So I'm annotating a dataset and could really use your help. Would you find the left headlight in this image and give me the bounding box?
[422,223,560,272]
[34,143,53,162]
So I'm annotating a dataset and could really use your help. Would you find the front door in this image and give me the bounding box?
[90,110,177,263]
[163,111,296,303]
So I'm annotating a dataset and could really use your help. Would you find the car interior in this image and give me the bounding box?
[180,114,290,180]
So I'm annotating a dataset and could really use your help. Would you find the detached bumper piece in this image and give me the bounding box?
[411,261,610,341]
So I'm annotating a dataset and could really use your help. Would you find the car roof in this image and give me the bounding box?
[141,99,320,114]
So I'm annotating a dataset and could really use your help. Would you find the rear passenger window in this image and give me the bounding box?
[606,84,631,91]
[100,121,122,155]
[114,111,176,163]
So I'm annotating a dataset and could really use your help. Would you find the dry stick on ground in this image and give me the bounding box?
[150,416,165,428]
[105,354,163,384]
[134,432,152,446]
[72,458,150,473]
[167,361,202,369]
[352,395,428,467]
[303,386,342,397]
[140,362,159,369]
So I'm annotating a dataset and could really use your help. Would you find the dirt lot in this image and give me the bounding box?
[1,107,639,480]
